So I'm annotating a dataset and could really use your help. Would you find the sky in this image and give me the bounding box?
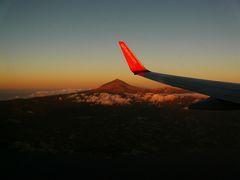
[0,0,240,90]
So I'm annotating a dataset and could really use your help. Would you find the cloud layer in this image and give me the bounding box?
[29,89,83,98]
[67,92,207,106]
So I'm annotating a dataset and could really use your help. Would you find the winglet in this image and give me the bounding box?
[119,41,149,75]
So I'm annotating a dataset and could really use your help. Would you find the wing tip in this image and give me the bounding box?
[118,41,149,75]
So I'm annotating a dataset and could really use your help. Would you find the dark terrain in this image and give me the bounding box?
[1,79,240,179]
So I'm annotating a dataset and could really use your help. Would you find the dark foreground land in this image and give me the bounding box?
[1,96,240,179]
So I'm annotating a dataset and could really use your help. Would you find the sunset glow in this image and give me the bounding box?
[0,0,240,90]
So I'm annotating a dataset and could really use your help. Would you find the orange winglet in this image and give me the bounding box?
[119,41,149,75]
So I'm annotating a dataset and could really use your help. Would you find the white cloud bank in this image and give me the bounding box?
[72,93,131,105]
[68,92,207,106]
[29,89,83,98]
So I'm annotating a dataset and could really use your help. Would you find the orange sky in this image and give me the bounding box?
[1,0,240,90]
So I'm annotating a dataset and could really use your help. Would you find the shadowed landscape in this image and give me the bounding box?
[1,79,240,178]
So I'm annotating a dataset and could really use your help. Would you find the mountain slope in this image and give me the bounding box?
[93,79,189,94]
[93,79,149,94]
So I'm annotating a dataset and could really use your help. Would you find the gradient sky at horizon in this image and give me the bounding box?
[0,0,240,90]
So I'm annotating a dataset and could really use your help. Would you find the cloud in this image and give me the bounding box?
[126,92,207,104]
[149,94,177,103]
[71,93,131,105]
[68,92,207,106]
[146,93,207,104]
[29,89,82,98]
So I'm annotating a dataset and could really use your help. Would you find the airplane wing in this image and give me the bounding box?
[119,41,240,109]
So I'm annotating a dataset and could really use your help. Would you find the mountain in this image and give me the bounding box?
[0,79,192,101]
[92,79,190,94]
[61,79,207,106]
[93,79,149,94]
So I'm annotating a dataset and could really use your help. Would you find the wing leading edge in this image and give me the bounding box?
[118,41,240,105]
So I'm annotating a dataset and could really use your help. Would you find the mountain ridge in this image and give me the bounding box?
[93,79,150,94]
[91,78,190,94]
[0,79,193,101]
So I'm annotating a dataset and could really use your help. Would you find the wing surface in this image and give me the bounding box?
[119,41,240,104]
